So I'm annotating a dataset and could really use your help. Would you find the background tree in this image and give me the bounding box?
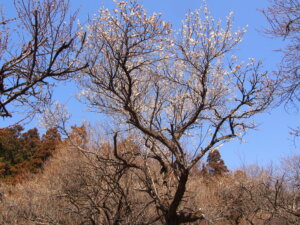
[40,127,62,160]
[0,0,87,119]
[79,1,274,224]
[0,125,61,183]
[206,149,229,176]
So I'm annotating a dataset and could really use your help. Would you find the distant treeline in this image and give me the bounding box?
[0,125,61,183]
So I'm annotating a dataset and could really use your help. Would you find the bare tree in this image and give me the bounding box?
[262,0,300,106]
[0,0,87,119]
[79,1,274,224]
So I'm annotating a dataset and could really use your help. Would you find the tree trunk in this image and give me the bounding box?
[165,170,188,225]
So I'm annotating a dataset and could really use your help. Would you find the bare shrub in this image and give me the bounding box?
[0,129,299,225]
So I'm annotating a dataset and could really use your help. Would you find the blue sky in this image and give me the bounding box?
[1,0,299,169]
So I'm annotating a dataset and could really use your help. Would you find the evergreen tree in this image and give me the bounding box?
[206,149,229,176]
[0,125,61,183]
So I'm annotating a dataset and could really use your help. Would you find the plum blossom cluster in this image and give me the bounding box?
[80,1,273,155]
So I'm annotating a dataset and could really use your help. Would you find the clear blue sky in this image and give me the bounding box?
[1,0,299,169]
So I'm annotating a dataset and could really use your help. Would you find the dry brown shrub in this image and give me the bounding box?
[0,132,299,225]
